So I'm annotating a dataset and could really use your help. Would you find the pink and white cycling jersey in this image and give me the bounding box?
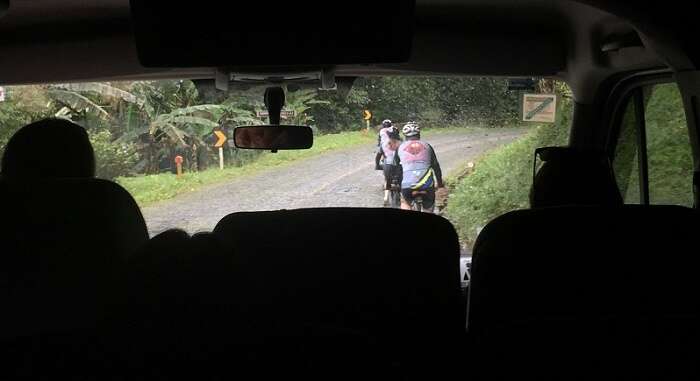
[378,127,399,162]
[378,127,393,146]
[397,140,434,189]
[381,136,399,164]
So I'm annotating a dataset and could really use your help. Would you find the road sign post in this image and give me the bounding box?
[362,110,372,134]
[213,130,227,170]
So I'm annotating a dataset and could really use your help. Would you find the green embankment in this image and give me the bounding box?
[445,84,694,247]
[444,101,572,246]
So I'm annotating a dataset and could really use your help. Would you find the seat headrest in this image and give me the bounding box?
[213,208,460,290]
[530,146,622,208]
[0,177,148,338]
[468,205,700,332]
[0,177,148,261]
[212,208,464,337]
[1,118,95,178]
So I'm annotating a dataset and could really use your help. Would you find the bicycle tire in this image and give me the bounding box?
[413,198,423,212]
[390,190,401,208]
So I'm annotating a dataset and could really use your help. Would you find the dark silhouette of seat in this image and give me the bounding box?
[0,178,148,339]
[0,119,149,376]
[105,230,239,379]
[210,208,464,378]
[1,118,96,178]
[530,146,622,208]
[467,205,700,379]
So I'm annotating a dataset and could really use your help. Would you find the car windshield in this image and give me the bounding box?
[0,77,573,252]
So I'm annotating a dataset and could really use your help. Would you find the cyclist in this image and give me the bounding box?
[374,119,397,170]
[393,122,444,212]
[381,128,403,206]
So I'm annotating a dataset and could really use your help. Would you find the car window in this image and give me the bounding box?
[645,83,693,206]
[0,78,573,252]
[612,82,693,206]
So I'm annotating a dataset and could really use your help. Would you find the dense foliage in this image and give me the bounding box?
[0,77,527,180]
[311,77,522,132]
[89,130,140,180]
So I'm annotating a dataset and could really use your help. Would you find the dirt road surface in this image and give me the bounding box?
[142,130,525,236]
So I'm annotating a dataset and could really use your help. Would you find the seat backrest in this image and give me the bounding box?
[530,147,622,208]
[467,205,700,379]
[212,208,464,373]
[1,118,95,178]
[105,229,240,378]
[0,177,148,339]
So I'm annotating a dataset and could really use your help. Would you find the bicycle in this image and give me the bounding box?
[388,174,402,208]
[411,190,428,212]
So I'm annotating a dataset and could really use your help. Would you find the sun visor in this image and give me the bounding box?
[129,0,415,67]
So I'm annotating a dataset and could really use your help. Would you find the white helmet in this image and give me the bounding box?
[402,122,420,137]
[382,119,393,128]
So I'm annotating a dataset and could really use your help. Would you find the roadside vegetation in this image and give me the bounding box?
[445,82,693,248]
[444,100,571,247]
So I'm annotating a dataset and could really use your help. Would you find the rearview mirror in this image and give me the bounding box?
[234,125,313,150]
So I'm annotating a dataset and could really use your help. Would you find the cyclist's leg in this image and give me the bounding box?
[374,147,383,170]
[391,167,400,206]
[421,189,437,213]
[383,165,394,190]
[383,165,393,205]
[400,189,413,210]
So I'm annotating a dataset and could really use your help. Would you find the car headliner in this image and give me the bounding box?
[0,0,697,103]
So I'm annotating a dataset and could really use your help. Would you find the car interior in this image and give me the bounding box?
[1,0,699,379]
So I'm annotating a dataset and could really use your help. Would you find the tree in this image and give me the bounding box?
[148,105,222,146]
[284,88,329,126]
[89,130,139,180]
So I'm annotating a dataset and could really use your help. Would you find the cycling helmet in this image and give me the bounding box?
[402,122,420,137]
[382,119,393,128]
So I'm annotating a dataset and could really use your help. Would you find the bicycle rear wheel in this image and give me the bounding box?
[413,198,423,212]
[390,190,401,208]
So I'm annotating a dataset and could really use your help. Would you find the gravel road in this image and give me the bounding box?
[142,130,525,236]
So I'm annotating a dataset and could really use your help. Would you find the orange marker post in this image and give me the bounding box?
[174,155,184,178]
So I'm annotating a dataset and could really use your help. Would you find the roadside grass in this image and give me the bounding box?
[118,130,375,206]
[444,101,572,247]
